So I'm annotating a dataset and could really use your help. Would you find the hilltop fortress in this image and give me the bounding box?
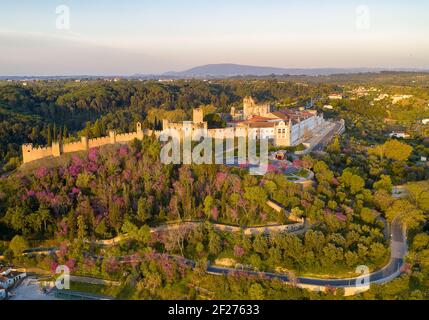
[163,96,326,147]
[22,97,339,165]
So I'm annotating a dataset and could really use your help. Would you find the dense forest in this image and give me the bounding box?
[0,79,336,173]
[1,77,428,174]
[0,77,428,300]
[0,136,427,299]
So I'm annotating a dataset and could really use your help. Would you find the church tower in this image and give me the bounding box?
[243,96,256,119]
[243,96,256,109]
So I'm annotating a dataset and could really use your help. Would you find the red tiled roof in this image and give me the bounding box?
[247,115,278,122]
[247,122,276,128]
[269,112,289,120]
[228,109,319,128]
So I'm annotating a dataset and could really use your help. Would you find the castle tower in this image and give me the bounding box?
[22,144,34,164]
[243,96,256,119]
[52,141,62,157]
[243,96,256,109]
[81,136,89,150]
[136,122,144,140]
[193,108,204,124]
[243,96,273,119]
[109,130,117,144]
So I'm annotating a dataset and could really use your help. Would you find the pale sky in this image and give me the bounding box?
[0,0,428,75]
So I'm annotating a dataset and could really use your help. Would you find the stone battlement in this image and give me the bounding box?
[89,136,110,142]
[21,105,332,165]
[22,123,145,164]
[116,132,143,143]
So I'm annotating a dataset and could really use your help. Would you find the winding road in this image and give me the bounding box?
[207,220,407,288]
[14,220,407,291]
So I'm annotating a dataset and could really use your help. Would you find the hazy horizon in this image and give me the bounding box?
[1,0,429,76]
[2,64,429,78]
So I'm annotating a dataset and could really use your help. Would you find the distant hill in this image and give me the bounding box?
[158,64,391,78]
[163,64,293,77]
[2,65,428,80]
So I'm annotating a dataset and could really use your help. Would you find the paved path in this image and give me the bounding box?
[207,220,406,288]
[19,218,405,289]
[43,220,405,289]
[91,220,305,246]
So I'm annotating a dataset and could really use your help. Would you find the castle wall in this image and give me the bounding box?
[144,129,162,138]
[235,127,248,137]
[62,140,86,153]
[21,123,145,165]
[22,110,328,165]
[116,132,141,143]
[88,136,111,149]
[22,145,54,164]
[207,128,235,139]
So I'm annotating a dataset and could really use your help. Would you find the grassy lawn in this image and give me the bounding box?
[296,169,310,178]
[286,176,299,181]
[298,255,391,280]
[69,281,137,300]
[70,281,117,297]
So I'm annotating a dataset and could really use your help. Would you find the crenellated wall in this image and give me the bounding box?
[21,113,334,165]
[116,131,143,143]
[62,140,86,153]
[21,123,146,165]
[88,136,111,149]
[22,145,54,164]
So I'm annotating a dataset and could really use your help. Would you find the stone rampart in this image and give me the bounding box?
[22,123,144,164]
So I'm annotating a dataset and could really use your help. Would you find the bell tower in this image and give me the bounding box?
[243,96,256,109]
